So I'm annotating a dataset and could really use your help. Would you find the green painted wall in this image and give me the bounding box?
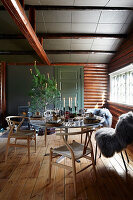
[7,65,54,115]
[6,65,84,115]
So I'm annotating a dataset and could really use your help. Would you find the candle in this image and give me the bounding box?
[63,98,65,108]
[69,97,70,107]
[71,97,72,108]
[30,68,32,74]
[56,83,57,88]
[34,61,36,66]
[47,73,49,79]
[75,96,76,107]
[46,83,47,88]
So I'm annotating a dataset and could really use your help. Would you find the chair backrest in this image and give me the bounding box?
[56,128,95,157]
[6,116,28,132]
[115,111,133,148]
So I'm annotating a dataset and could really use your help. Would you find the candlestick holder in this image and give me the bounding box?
[63,107,65,115]
[69,106,71,112]
[75,106,77,113]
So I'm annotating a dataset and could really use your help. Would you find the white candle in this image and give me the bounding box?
[47,73,49,79]
[75,97,76,107]
[46,83,47,88]
[63,98,65,107]
[69,97,70,107]
[71,97,72,108]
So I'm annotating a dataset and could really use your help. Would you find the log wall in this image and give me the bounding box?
[108,30,133,128]
[84,64,108,109]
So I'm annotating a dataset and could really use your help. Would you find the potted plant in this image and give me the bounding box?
[29,63,60,116]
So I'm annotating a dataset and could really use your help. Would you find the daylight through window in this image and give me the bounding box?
[110,64,133,105]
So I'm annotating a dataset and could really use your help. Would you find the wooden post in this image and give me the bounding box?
[0,62,6,128]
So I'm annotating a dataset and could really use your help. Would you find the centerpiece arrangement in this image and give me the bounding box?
[29,62,60,116]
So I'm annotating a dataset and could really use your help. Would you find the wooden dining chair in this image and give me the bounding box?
[5,116,36,163]
[47,128,96,197]
[44,122,64,146]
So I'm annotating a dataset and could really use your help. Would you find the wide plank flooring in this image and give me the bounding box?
[0,129,133,200]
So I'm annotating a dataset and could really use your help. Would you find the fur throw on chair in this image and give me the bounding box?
[95,111,133,157]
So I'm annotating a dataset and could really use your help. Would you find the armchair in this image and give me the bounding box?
[95,111,133,172]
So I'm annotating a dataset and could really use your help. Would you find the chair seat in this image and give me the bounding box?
[53,141,91,160]
[11,131,35,138]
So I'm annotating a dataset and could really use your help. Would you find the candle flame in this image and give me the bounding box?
[95,103,98,109]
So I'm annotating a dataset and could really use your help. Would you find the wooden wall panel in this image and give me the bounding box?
[84,64,108,108]
[108,101,133,128]
[108,31,133,74]
[0,62,6,127]
[108,29,133,128]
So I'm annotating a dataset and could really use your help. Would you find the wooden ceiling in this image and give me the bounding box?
[0,0,133,65]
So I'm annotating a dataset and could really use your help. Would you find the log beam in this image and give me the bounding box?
[0,33,127,40]
[0,5,133,11]
[0,50,116,55]
[1,0,50,65]
[23,5,133,11]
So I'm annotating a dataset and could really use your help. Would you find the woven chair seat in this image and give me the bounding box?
[11,131,35,138]
[53,141,91,160]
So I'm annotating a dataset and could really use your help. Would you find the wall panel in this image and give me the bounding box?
[84,64,108,109]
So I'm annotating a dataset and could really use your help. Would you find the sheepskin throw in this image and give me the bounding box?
[95,111,133,157]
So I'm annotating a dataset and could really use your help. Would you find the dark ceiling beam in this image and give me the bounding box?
[0,33,127,40]
[46,50,116,54]
[24,5,133,11]
[0,50,116,55]
[38,33,127,39]
[0,5,133,11]
[7,62,107,66]
[1,0,50,65]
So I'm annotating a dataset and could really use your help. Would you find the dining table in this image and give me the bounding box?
[29,116,104,162]
[30,115,104,136]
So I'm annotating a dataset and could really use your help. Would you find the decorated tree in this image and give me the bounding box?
[29,63,60,115]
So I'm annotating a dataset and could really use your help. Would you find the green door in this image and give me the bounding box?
[55,66,84,112]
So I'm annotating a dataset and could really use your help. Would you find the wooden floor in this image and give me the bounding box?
[0,129,133,200]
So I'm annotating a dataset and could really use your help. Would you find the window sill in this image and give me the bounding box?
[107,100,133,109]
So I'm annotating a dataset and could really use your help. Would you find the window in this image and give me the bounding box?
[110,64,133,105]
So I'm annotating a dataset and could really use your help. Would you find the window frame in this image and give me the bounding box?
[109,64,133,106]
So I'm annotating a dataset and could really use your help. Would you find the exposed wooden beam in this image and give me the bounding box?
[52,63,107,66]
[24,5,133,11]
[46,50,115,54]
[0,33,127,40]
[29,6,36,32]
[0,5,133,11]
[1,0,50,65]
[0,50,116,55]
[7,62,107,66]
